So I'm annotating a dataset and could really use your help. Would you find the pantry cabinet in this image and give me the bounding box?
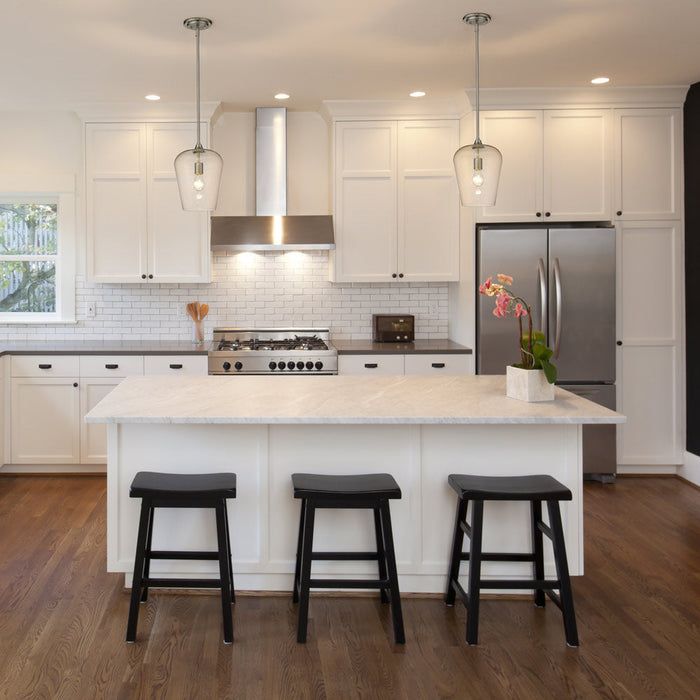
[476,109,611,223]
[613,108,683,221]
[86,122,211,283]
[332,120,460,283]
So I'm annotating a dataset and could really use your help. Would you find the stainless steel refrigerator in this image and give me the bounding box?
[476,225,617,481]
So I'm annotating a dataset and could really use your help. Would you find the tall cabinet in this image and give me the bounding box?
[85,120,211,283]
[332,119,460,283]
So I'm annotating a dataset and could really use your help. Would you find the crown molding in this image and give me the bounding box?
[320,96,464,123]
[72,101,220,123]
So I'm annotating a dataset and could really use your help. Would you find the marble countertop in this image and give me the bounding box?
[85,374,625,425]
[0,341,211,356]
[333,339,471,355]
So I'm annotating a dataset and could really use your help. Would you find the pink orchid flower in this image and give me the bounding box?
[497,274,513,285]
[478,276,492,295]
[514,302,528,317]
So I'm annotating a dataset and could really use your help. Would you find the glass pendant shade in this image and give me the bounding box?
[454,140,502,206]
[174,146,223,211]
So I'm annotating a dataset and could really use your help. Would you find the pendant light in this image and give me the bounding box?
[174,17,223,211]
[453,12,502,207]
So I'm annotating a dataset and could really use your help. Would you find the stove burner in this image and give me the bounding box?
[217,335,329,352]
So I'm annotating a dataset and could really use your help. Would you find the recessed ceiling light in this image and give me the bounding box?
[410,91,426,98]
[275,93,290,100]
[591,77,610,85]
[145,94,161,101]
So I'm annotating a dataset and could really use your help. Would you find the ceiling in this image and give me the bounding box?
[4,0,700,112]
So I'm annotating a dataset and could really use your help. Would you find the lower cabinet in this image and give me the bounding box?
[338,353,471,376]
[7,353,207,466]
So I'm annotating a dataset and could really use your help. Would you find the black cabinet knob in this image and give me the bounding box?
[545,212,551,217]
[398,273,404,278]
[392,273,397,278]
[141,274,147,279]
[616,340,623,346]
[148,274,153,279]
[617,211,622,216]
[536,212,542,217]
[73,382,78,388]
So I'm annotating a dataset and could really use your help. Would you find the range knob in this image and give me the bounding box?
[296,361,304,370]
[234,361,243,371]
[269,361,277,370]
[222,361,231,371]
[288,363,295,370]
[278,361,286,370]
[315,361,323,370]
[305,361,313,370]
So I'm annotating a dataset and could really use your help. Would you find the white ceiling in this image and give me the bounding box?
[3,0,700,112]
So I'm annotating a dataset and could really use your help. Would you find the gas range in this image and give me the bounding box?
[208,328,338,375]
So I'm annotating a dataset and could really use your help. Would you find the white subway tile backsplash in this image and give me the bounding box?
[0,251,449,342]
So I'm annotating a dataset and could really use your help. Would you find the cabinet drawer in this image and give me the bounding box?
[11,355,79,377]
[79,355,144,378]
[338,355,405,375]
[144,355,208,375]
[404,354,471,376]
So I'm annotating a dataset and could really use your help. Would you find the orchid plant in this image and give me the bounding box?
[479,274,557,383]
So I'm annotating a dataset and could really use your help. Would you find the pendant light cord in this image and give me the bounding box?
[195,26,202,151]
[473,20,481,145]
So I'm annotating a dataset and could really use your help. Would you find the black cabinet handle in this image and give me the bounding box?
[73,382,78,388]
[169,363,183,370]
[364,363,378,369]
[431,362,446,369]
[105,364,119,370]
[38,363,52,369]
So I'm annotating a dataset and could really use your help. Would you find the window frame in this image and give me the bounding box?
[0,174,75,323]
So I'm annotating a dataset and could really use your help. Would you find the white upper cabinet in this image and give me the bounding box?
[332,119,459,283]
[86,122,211,283]
[477,109,611,223]
[614,108,683,221]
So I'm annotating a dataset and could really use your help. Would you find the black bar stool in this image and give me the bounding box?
[445,473,578,646]
[126,471,237,644]
[291,473,405,644]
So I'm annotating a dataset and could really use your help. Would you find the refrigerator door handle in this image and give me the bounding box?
[553,256,562,359]
[537,258,547,334]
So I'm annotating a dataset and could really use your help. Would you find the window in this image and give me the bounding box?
[0,175,75,323]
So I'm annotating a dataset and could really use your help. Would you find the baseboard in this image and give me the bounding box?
[680,451,700,487]
[616,464,679,476]
[0,463,107,475]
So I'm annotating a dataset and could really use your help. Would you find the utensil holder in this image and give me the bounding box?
[192,319,204,345]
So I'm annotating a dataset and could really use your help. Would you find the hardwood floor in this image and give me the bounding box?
[0,476,698,699]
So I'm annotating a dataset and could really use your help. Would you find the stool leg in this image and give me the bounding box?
[126,499,152,642]
[292,498,307,604]
[297,500,316,643]
[546,501,578,647]
[373,507,390,604]
[445,496,469,605]
[379,500,405,644]
[531,500,546,608]
[466,500,484,645]
[140,504,155,603]
[215,502,234,644]
[223,500,235,604]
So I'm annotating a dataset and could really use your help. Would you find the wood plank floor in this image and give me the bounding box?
[0,476,698,699]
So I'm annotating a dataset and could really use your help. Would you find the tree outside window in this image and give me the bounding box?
[0,202,58,313]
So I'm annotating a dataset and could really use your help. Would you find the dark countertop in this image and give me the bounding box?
[0,341,212,356]
[333,339,471,355]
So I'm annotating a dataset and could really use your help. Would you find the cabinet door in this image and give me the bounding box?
[617,222,683,465]
[476,111,543,223]
[614,109,682,220]
[86,123,148,282]
[333,121,398,282]
[80,379,121,464]
[337,355,405,375]
[147,123,211,283]
[397,121,459,281]
[544,110,611,221]
[11,378,81,463]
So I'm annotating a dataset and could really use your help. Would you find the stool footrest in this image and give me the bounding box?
[311,551,380,561]
[309,578,389,590]
[147,550,220,561]
[459,552,535,563]
[143,577,223,589]
[478,578,561,590]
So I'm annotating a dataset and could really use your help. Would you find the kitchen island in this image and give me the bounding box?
[86,374,624,593]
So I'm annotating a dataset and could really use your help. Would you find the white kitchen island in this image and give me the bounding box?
[86,374,624,593]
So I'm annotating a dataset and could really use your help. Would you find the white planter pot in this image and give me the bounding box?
[506,365,555,402]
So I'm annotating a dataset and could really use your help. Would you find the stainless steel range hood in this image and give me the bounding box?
[211,107,334,251]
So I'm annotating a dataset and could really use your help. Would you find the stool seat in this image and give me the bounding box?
[130,471,237,499]
[448,474,572,502]
[292,473,401,500]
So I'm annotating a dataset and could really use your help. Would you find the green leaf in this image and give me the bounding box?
[540,359,557,384]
